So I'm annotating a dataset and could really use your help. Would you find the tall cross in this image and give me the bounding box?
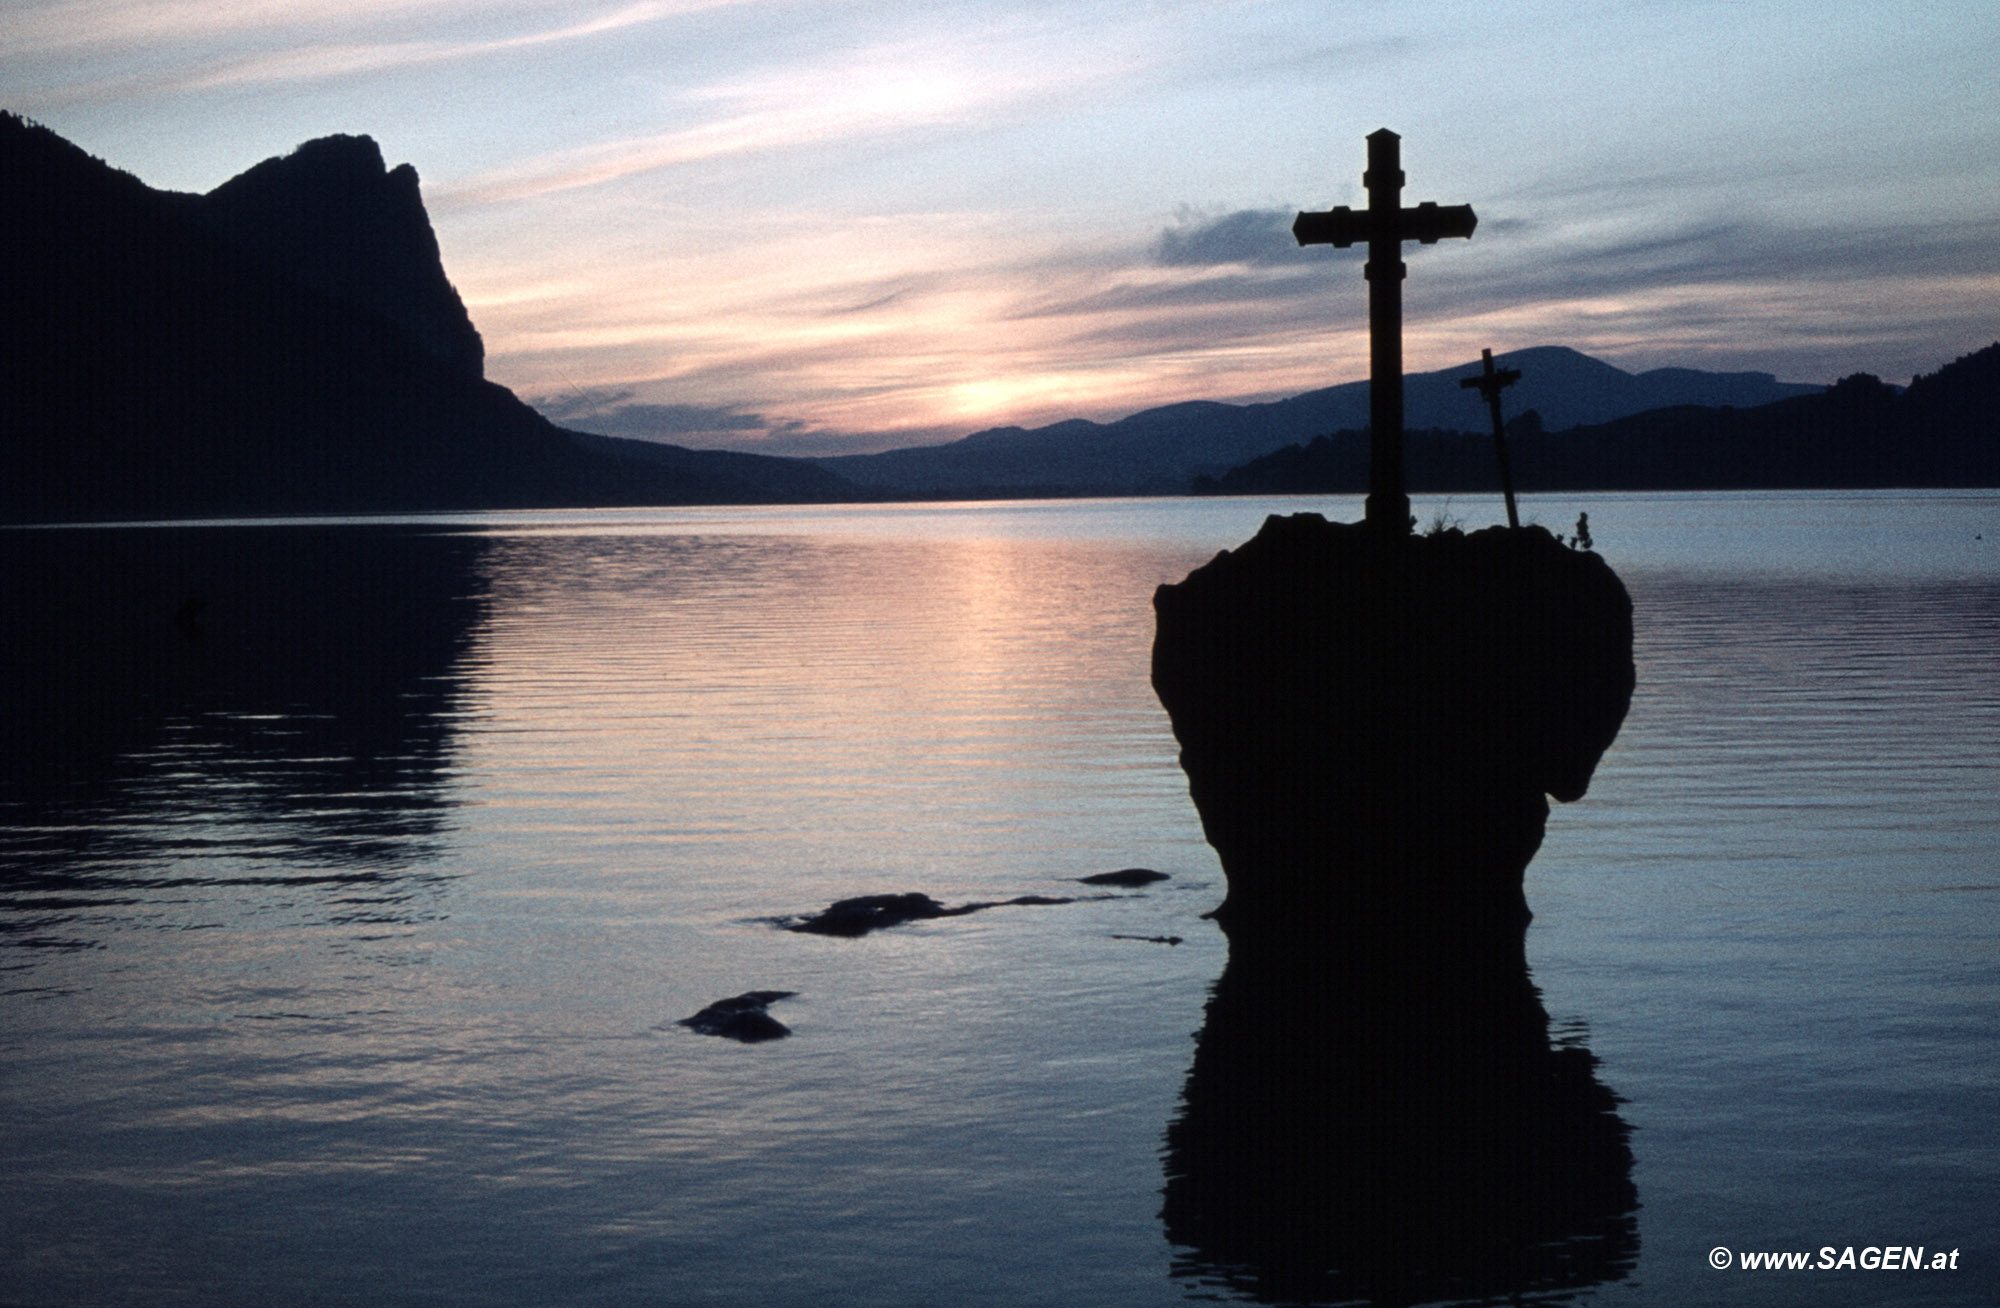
[1294,129,1476,533]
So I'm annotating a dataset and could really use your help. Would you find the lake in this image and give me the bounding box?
[2,491,1996,1307]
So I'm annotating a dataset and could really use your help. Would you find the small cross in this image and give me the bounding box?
[1294,129,1476,533]
[1460,347,1522,528]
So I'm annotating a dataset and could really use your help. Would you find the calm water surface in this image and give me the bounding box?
[2,492,1996,1306]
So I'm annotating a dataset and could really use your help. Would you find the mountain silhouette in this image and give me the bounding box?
[814,346,1821,497]
[1207,343,2000,495]
[200,133,486,380]
[0,113,855,523]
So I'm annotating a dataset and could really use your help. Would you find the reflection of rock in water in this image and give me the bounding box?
[0,525,490,947]
[1162,939,1636,1304]
[1152,513,1638,1301]
[2,524,488,838]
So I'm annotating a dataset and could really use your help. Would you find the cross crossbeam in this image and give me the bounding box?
[1294,129,1476,533]
[1291,199,1476,249]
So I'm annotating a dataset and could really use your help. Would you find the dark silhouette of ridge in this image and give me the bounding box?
[1204,342,2000,495]
[0,113,857,523]
[815,345,1823,497]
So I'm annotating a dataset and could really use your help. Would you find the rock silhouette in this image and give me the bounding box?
[782,892,1079,937]
[1152,512,1632,952]
[1077,868,1169,887]
[678,991,797,1042]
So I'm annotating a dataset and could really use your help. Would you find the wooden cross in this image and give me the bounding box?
[1294,129,1476,533]
[1459,347,1523,529]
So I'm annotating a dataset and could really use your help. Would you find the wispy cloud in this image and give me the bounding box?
[6,0,460,53]
[436,23,1143,205]
[439,106,952,207]
[5,0,715,54]
[183,2,722,90]
[5,0,743,106]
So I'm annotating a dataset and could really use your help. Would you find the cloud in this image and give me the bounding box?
[6,0,715,55]
[483,154,2000,458]
[1134,194,1996,338]
[534,390,772,440]
[5,0,743,106]
[440,87,978,206]
[982,195,2000,421]
[1014,269,1329,324]
[816,283,923,317]
[1152,207,1320,268]
[6,0,455,52]
[185,2,712,90]
[435,22,1144,206]
[529,385,946,456]
[1257,34,1418,74]
[1463,211,2000,313]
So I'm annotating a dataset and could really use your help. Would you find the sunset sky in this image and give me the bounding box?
[9,0,1997,455]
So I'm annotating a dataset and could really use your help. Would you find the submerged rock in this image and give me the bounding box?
[678,990,796,1042]
[788,892,949,936]
[784,891,1079,938]
[1078,868,1170,887]
[1152,514,1632,953]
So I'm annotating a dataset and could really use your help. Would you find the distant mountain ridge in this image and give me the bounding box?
[0,113,853,523]
[1203,345,2000,496]
[814,347,1823,497]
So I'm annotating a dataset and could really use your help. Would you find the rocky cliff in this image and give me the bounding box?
[0,113,852,522]
[1152,514,1633,953]
[201,133,485,379]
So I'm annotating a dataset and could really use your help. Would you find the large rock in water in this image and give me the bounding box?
[1152,514,1632,952]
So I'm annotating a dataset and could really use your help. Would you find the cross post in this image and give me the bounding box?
[1459,347,1523,528]
[1294,130,1475,533]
